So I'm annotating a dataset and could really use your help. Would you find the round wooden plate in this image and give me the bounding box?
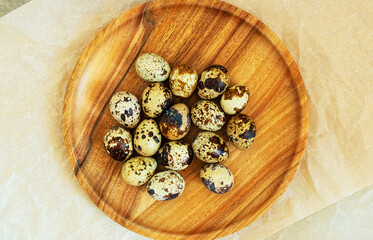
[62,0,309,239]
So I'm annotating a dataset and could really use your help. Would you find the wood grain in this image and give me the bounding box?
[62,0,309,239]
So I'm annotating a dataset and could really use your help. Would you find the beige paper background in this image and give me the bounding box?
[266,185,373,240]
[0,0,372,239]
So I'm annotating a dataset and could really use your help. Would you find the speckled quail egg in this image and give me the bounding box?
[159,103,191,140]
[103,126,133,161]
[142,83,172,118]
[197,65,230,99]
[134,119,162,156]
[192,132,229,163]
[200,163,234,194]
[220,85,250,115]
[121,156,157,186]
[135,53,171,82]
[147,170,185,201]
[109,91,141,128]
[227,114,256,150]
[191,100,226,131]
[169,65,198,98]
[157,141,193,170]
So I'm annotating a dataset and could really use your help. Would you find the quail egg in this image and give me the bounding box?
[135,53,171,82]
[227,114,256,150]
[121,156,157,186]
[200,163,234,194]
[109,91,141,128]
[147,170,185,201]
[220,85,250,115]
[159,103,191,140]
[134,119,162,156]
[157,141,193,170]
[192,132,229,163]
[197,65,230,99]
[191,100,226,131]
[169,65,198,98]
[103,126,133,161]
[142,83,172,118]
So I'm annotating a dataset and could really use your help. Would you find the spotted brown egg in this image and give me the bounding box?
[142,83,172,118]
[134,119,162,156]
[159,103,191,140]
[121,156,157,186]
[135,53,171,82]
[147,170,185,201]
[109,91,141,128]
[220,85,250,115]
[191,100,226,131]
[227,114,256,150]
[157,141,193,170]
[103,126,133,161]
[192,132,229,163]
[200,163,234,194]
[169,65,198,98]
[197,65,230,99]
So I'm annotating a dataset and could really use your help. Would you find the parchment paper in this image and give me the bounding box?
[266,185,373,240]
[0,0,372,239]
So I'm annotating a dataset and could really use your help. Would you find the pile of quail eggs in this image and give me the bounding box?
[103,53,256,201]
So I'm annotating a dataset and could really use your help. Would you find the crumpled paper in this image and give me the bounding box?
[265,185,373,240]
[0,0,372,239]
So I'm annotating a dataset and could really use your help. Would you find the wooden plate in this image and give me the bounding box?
[62,0,309,239]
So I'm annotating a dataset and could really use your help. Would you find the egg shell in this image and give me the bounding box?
[169,65,198,98]
[220,85,250,115]
[134,119,162,156]
[200,163,234,194]
[147,170,185,201]
[135,53,171,82]
[157,141,193,170]
[121,156,157,186]
[192,132,229,163]
[142,83,172,118]
[159,103,191,140]
[227,114,256,150]
[191,100,226,131]
[109,91,141,128]
[103,126,133,161]
[197,65,230,99]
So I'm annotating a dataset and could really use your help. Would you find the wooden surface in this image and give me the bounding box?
[62,0,309,239]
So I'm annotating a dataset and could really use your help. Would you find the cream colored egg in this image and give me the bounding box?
[121,156,157,186]
[142,83,172,118]
[220,85,250,115]
[109,91,141,128]
[147,170,185,201]
[134,119,162,156]
[197,65,230,99]
[157,141,194,170]
[200,163,234,194]
[135,53,171,82]
[227,114,256,150]
[192,132,229,163]
[159,103,191,140]
[191,100,226,131]
[103,126,133,161]
[169,65,198,98]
